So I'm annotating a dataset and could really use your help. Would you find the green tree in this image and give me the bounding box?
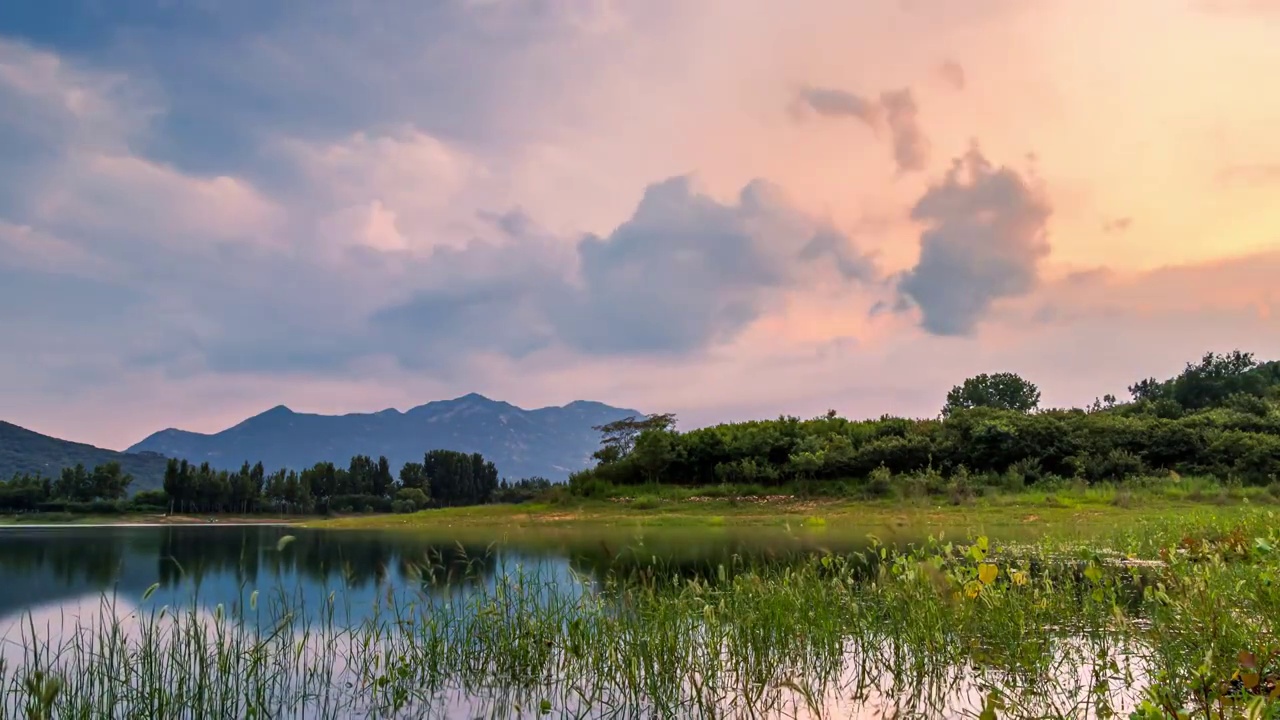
[943,373,1041,417]
[422,450,499,506]
[396,487,429,510]
[373,456,394,497]
[630,430,679,484]
[1170,350,1265,410]
[399,462,428,494]
[591,413,678,464]
[90,461,132,500]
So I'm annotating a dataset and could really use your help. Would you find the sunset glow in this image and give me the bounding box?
[2,0,1279,447]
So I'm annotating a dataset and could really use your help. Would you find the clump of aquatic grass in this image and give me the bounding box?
[1,520,1279,718]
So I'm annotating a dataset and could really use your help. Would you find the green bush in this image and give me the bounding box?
[864,465,893,498]
[565,353,1280,494]
[395,487,429,510]
[631,495,660,510]
[131,489,169,510]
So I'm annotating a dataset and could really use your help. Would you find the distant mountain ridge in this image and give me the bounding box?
[0,421,169,492]
[127,394,642,482]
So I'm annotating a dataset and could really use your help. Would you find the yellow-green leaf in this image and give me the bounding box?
[1242,672,1260,690]
[978,564,999,585]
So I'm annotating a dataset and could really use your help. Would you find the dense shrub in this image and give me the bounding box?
[130,489,169,511]
[395,487,429,511]
[570,352,1280,492]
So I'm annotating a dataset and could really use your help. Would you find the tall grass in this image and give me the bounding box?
[2,517,1279,718]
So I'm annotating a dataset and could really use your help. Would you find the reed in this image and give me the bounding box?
[2,516,1278,718]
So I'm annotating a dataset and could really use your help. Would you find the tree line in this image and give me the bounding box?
[571,350,1280,495]
[0,462,134,512]
[163,448,500,513]
[1,449,509,515]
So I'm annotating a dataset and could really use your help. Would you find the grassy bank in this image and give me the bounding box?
[312,477,1280,537]
[3,513,1278,718]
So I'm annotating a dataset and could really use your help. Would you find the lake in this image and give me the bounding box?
[0,523,1229,718]
[0,524,890,623]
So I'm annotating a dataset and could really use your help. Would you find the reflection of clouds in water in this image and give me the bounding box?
[0,593,1153,718]
[0,558,597,714]
[0,526,600,633]
[1,594,245,667]
[0,594,125,668]
[0,529,1158,717]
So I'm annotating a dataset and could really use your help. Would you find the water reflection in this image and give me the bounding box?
[0,526,882,627]
[0,526,1167,718]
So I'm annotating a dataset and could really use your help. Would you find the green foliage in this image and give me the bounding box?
[27,448,508,516]
[590,413,678,465]
[0,461,133,511]
[423,449,500,508]
[492,477,554,504]
[395,487,429,510]
[864,465,893,498]
[3,414,541,516]
[942,372,1041,417]
[571,349,1280,493]
[130,489,169,509]
[631,495,660,510]
[567,470,612,499]
[1128,351,1280,413]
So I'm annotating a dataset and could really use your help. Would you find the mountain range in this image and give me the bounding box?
[1,395,640,492]
[127,394,640,482]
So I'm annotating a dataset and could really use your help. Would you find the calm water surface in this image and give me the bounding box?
[0,525,1143,718]
[0,524,886,632]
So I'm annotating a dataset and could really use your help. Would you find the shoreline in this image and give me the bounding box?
[0,522,298,529]
[4,485,1276,533]
[0,514,303,528]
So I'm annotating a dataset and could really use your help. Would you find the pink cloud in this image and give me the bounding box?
[3,0,1280,450]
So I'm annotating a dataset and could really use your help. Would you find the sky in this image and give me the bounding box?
[3,0,1280,450]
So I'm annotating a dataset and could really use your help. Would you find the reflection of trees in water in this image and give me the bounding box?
[271,533,502,597]
[0,528,518,620]
[0,528,883,606]
[156,528,264,588]
[153,528,503,597]
[0,528,1157,625]
[0,531,139,619]
[0,532,125,586]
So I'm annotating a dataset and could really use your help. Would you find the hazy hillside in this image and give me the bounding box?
[128,394,641,481]
[0,421,169,492]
